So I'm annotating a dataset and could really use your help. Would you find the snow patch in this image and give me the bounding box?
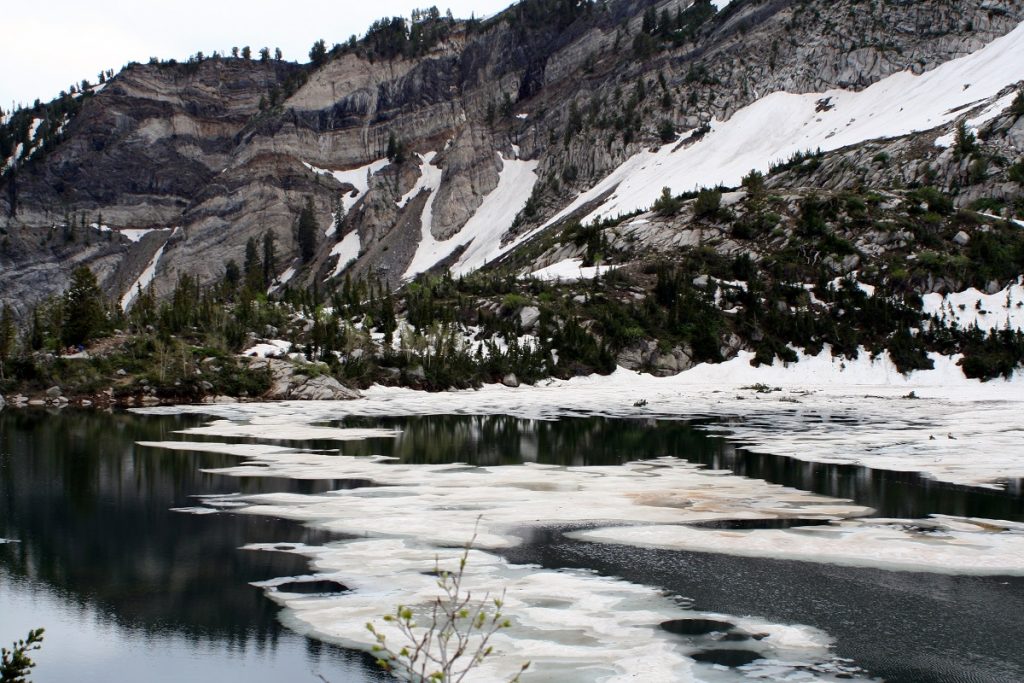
[527,258,621,282]
[327,230,361,280]
[402,153,538,278]
[922,278,1024,333]
[121,240,168,311]
[303,158,389,213]
[241,340,294,359]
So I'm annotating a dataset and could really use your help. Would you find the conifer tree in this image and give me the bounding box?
[62,266,105,346]
[296,199,319,263]
[262,230,277,287]
[244,236,263,292]
[0,304,15,380]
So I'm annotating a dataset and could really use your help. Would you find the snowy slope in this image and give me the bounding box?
[121,240,168,310]
[401,152,445,279]
[404,153,538,279]
[327,230,362,280]
[537,20,1024,230]
[922,278,1024,333]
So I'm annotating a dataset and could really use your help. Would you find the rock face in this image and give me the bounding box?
[1,0,1022,320]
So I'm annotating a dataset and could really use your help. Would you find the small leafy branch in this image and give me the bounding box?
[366,530,528,683]
[1,628,44,683]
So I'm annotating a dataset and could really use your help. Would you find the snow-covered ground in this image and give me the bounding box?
[241,339,292,358]
[527,258,621,282]
[327,230,361,279]
[536,20,1024,230]
[921,277,1024,333]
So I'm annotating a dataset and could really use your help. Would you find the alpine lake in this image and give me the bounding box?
[2,408,1022,683]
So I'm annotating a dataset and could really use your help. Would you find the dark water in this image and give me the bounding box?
[1,409,1022,682]
[0,409,384,683]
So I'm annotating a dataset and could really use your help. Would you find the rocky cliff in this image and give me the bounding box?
[1,0,1022,321]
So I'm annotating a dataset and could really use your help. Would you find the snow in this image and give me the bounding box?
[327,230,361,280]
[141,344,1024,488]
[978,211,1024,228]
[120,240,167,311]
[402,153,538,278]
[573,515,1024,575]
[400,152,445,278]
[395,151,441,209]
[527,258,622,282]
[934,90,1017,147]
[539,21,1024,228]
[118,228,161,243]
[922,278,1024,333]
[304,158,389,214]
[27,117,42,142]
[240,339,293,358]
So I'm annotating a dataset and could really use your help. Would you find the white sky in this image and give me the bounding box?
[0,0,515,111]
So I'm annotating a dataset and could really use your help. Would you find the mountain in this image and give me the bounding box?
[1,0,1023,401]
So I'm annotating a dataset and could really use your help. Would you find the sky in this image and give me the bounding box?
[0,0,516,111]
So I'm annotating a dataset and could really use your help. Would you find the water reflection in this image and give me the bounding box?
[0,409,382,683]
[329,414,1024,521]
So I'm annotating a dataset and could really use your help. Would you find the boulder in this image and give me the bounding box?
[502,373,520,388]
[251,358,360,401]
[617,341,694,377]
[45,386,62,398]
[290,375,361,401]
[519,306,541,331]
[953,230,970,246]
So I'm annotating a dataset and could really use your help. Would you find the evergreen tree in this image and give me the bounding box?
[259,47,270,62]
[274,47,283,61]
[262,230,277,287]
[297,199,319,263]
[62,266,105,347]
[309,39,327,66]
[224,259,241,289]
[953,120,977,160]
[386,131,406,164]
[0,304,15,380]
[244,236,263,292]
[241,46,252,60]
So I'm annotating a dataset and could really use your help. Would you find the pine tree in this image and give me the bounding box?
[62,266,105,347]
[297,199,319,263]
[244,236,263,292]
[309,39,327,66]
[953,120,977,160]
[241,46,252,60]
[386,131,406,164]
[274,47,283,61]
[0,304,15,380]
[262,230,277,287]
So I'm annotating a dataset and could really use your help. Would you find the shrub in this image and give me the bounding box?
[366,532,529,682]
[693,188,722,219]
[652,187,683,216]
